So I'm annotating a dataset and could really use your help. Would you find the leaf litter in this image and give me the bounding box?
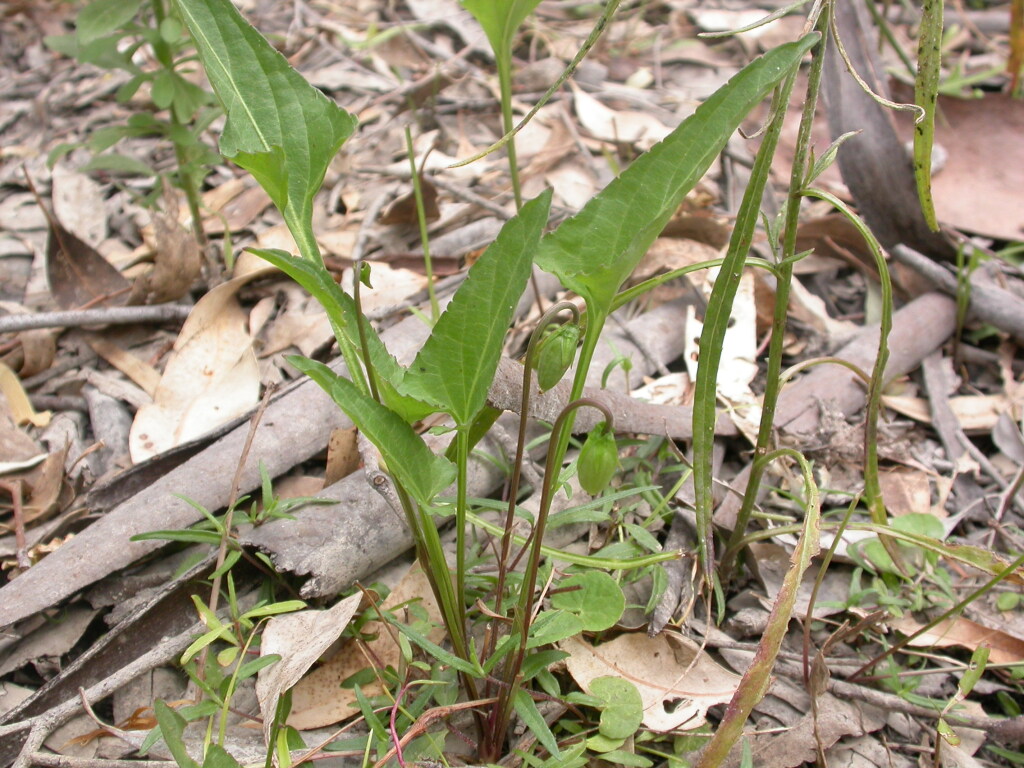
[0,0,1023,766]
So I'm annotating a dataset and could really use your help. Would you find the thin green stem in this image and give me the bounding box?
[454,425,470,638]
[485,397,615,759]
[719,9,829,582]
[352,264,380,402]
[151,0,207,248]
[496,59,523,211]
[486,301,580,680]
[405,127,440,322]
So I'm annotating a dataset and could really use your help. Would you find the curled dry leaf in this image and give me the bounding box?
[891,615,1024,666]
[256,591,362,745]
[0,362,50,428]
[131,211,203,305]
[128,265,273,462]
[561,631,741,732]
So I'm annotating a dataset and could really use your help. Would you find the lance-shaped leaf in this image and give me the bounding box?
[251,248,433,422]
[535,33,819,312]
[402,189,551,425]
[290,357,455,506]
[463,0,543,63]
[175,0,357,261]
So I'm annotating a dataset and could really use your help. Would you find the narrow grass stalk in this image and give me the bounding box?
[404,127,440,322]
[801,188,900,570]
[695,449,821,768]
[719,7,830,582]
[692,67,805,587]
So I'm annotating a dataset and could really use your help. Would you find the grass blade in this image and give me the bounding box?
[914,0,943,231]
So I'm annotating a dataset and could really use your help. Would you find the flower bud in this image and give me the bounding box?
[578,421,618,495]
[532,323,580,391]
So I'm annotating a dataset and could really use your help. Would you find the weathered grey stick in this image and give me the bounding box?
[0,305,192,333]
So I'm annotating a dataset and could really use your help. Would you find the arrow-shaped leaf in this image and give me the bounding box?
[536,33,819,312]
[175,0,357,261]
[402,190,551,425]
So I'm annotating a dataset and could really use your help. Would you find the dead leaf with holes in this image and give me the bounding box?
[561,631,741,732]
[287,565,443,730]
[128,257,273,462]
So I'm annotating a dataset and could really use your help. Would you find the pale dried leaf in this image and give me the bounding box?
[85,336,161,397]
[571,83,671,148]
[288,565,443,730]
[51,164,107,249]
[882,393,1019,433]
[256,592,362,745]
[128,267,272,461]
[561,631,741,732]
[0,362,50,427]
[891,614,1024,665]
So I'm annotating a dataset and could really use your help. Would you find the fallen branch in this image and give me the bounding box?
[0,305,192,334]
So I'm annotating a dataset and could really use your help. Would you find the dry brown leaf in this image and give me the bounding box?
[202,185,273,235]
[325,426,359,486]
[878,467,933,517]
[343,261,428,316]
[259,291,334,359]
[256,592,363,745]
[571,83,670,148]
[288,565,443,730]
[0,362,50,428]
[380,178,440,226]
[632,236,721,286]
[84,336,161,397]
[561,631,741,732]
[201,177,247,215]
[132,211,202,304]
[45,215,131,310]
[891,615,1024,666]
[0,400,42,471]
[4,328,58,379]
[882,393,1019,433]
[545,163,598,211]
[128,265,272,462]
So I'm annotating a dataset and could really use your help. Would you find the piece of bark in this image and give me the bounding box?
[824,0,956,262]
[0,313,435,630]
[0,555,215,766]
[891,244,1024,343]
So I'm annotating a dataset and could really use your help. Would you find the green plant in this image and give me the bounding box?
[45,0,220,245]
[163,0,819,761]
